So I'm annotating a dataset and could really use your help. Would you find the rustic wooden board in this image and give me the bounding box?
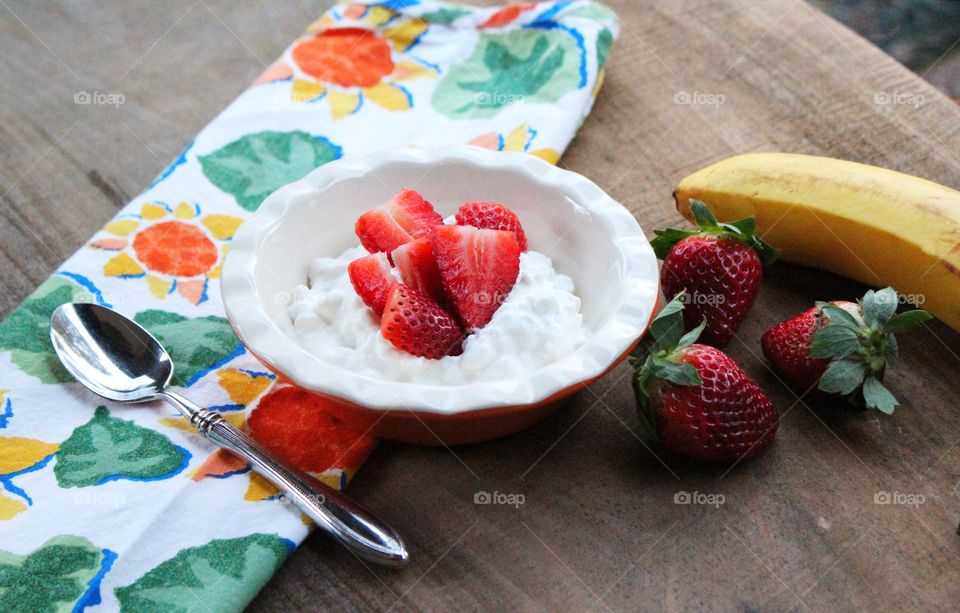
[2,1,959,610]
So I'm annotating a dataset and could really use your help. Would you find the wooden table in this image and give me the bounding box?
[3,1,960,610]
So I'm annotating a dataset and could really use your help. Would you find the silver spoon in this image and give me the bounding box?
[50,302,408,567]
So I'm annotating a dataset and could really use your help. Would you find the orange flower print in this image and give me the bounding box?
[479,2,536,29]
[292,28,394,88]
[184,376,374,501]
[133,221,219,278]
[279,8,438,120]
[90,202,242,305]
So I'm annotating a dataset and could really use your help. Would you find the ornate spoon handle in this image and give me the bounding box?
[162,390,408,567]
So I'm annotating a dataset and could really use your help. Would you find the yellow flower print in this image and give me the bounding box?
[469,123,562,164]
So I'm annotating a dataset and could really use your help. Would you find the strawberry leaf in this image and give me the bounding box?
[651,356,702,386]
[807,290,925,412]
[650,229,697,259]
[629,339,652,365]
[690,200,719,227]
[886,333,899,360]
[649,293,688,348]
[818,359,866,395]
[817,302,860,328]
[722,217,755,235]
[885,309,933,333]
[652,200,778,264]
[809,325,859,359]
[862,288,898,328]
[747,234,780,266]
[676,317,706,351]
[632,372,659,440]
[633,293,704,396]
[862,376,898,414]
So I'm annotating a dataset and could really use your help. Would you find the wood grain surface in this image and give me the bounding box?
[2,1,960,611]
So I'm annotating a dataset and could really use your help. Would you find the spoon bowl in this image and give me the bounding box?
[50,303,171,402]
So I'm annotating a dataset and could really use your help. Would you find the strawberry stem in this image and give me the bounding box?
[651,199,780,265]
[631,292,705,397]
[809,287,931,414]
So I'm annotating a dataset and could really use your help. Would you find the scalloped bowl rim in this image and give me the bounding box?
[221,146,658,416]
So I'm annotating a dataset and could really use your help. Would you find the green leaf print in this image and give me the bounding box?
[420,7,469,24]
[560,3,619,23]
[198,130,342,212]
[597,27,613,69]
[0,275,94,384]
[432,29,582,119]
[115,534,291,613]
[0,535,106,613]
[133,310,241,387]
[54,406,189,488]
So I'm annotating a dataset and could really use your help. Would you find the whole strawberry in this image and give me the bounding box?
[632,293,779,463]
[760,301,856,391]
[762,288,931,413]
[650,200,778,348]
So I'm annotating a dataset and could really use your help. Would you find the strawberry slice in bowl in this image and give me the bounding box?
[455,201,528,251]
[432,225,521,331]
[381,283,464,359]
[391,237,446,307]
[355,209,411,256]
[386,189,443,238]
[355,189,442,255]
[347,252,396,317]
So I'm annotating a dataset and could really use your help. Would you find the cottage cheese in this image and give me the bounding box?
[287,246,588,384]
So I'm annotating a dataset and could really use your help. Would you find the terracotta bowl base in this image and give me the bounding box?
[320,393,571,446]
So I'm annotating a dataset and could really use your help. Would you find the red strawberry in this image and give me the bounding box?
[355,189,442,254]
[347,252,396,317]
[355,209,412,255]
[761,304,847,390]
[392,238,446,305]
[633,293,779,463]
[651,200,778,348]
[432,225,521,330]
[455,201,528,251]
[384,189,443,238]
[381,283,464,359]
[761,288,931,414]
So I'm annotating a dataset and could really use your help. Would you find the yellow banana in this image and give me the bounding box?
[673,153,960,331]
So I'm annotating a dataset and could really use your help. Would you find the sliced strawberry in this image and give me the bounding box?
[384,189,443,238]
[380,284,464,359]
[391,238,446,306]
[455,201,528,251]
[347,252,396,317]
[355,190,442,255]
[432,225,521,330]
[355,209,412,255]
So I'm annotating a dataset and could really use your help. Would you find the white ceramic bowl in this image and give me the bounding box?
[222,146,659,444]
